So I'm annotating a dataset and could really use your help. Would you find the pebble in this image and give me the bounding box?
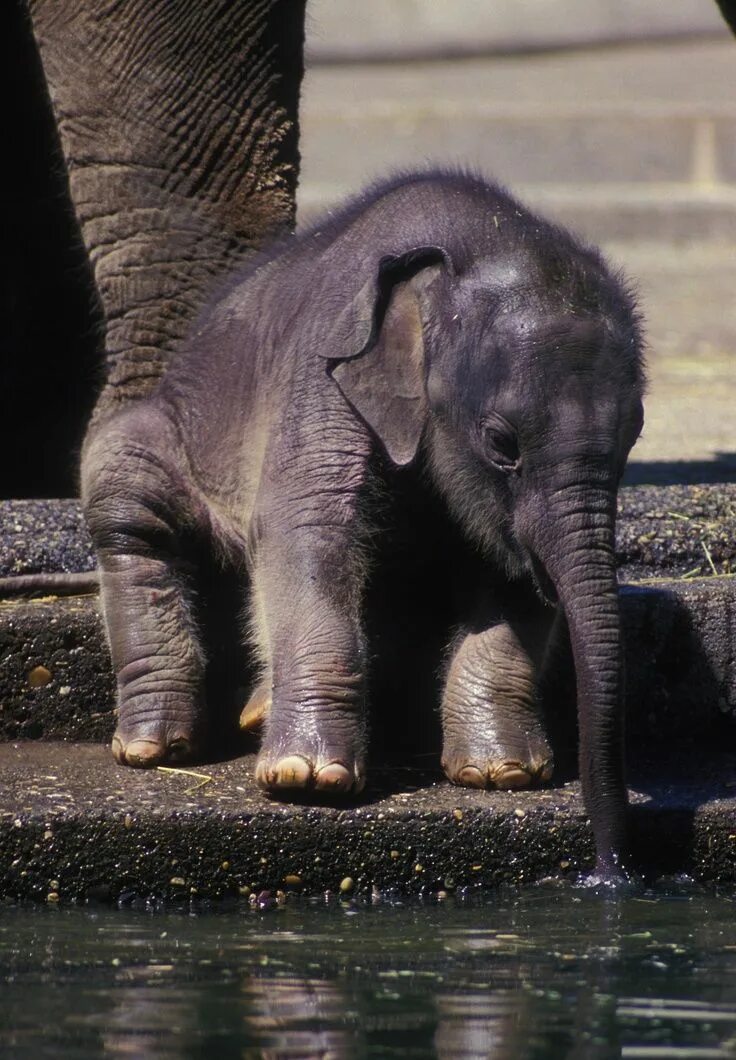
[28,665,52,688]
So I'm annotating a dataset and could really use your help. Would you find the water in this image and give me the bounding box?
[3,883,736,1058]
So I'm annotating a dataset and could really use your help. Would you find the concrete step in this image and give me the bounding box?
[300,107,736,190]
[2,742,736,902]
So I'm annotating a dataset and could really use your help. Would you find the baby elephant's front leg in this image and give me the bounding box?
[83,409,206,767]
[442,605,556,790]
[252,527,368,796]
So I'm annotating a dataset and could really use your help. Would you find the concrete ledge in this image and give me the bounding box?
[2,743,735,902]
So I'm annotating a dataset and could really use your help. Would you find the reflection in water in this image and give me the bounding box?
[101,980,198,1057]
[3,886,736,1058]
[434,990,526,1059]
[241,976,360,1059]
[100,975,360,1058]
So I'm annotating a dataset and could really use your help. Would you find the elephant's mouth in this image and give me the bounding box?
[527,553,558,606]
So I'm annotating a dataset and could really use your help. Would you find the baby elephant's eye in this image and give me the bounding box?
[480,415,521,474]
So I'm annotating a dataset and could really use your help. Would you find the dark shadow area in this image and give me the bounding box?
[1,1,102,499]
[627,740,736,880]
[195,547,259,765]
[624,453,736,485]
[622,580,736,878]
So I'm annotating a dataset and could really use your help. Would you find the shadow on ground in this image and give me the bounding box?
[625,452,736,485]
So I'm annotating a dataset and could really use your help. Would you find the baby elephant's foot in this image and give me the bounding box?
[112,695,203,768]
[255,753,365,795]
[112,730,199,768]
[255,711,366,797]
[442,732,553,791]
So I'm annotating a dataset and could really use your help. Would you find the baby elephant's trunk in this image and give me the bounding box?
[521,480,627,878]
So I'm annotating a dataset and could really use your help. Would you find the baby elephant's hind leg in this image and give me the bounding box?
[83,407,207,767]
[441,605,556,790]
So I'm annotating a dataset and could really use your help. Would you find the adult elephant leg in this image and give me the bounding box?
[83,404,207,767]
[28,0,306,417]
[441,599,556,790]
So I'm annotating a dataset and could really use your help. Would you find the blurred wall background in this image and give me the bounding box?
[305,0,728,62]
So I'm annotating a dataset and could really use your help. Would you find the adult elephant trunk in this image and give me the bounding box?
[28,0,306,424]
[521,478,627,877]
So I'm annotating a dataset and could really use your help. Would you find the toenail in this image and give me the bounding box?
[124,739,164,768]
[456,765,486,788]
[492,763,532,790]
[315,763,352,791]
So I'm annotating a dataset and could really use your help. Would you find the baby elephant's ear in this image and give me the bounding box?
[325,247,450,467]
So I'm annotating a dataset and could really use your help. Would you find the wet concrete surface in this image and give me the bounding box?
[1,742,735,903]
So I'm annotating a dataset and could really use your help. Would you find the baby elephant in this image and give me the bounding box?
[82,171,644,877]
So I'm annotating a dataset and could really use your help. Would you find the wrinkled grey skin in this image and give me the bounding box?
[82,171,644,877]
[28,0,305,419]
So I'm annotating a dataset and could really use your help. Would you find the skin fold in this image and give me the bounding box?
[81,170,644,877]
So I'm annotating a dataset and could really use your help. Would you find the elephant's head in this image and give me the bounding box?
[323,239,644,876]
